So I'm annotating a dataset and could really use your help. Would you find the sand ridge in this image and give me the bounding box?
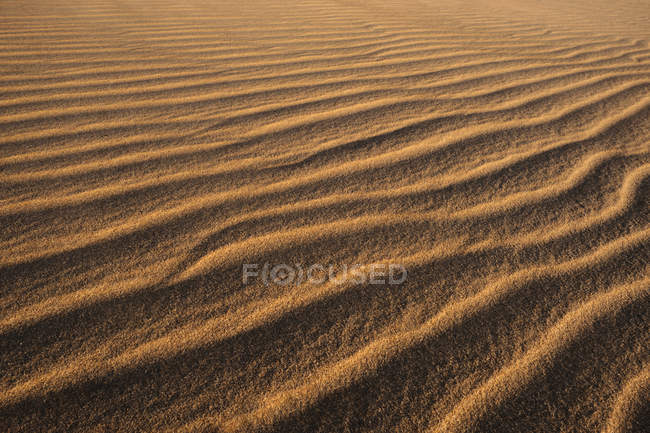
[1,0,649,432]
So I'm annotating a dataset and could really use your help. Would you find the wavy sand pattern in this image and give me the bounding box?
[1,0,649,432]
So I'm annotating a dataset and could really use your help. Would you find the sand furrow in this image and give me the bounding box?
[602,366,650,433]
[2,80,648,219]
[428,279,649,433]
[2,93,647,267]
[1,227,648,414]
[214,229,650,432]
[3,1,649,431]
[3,161,647,359]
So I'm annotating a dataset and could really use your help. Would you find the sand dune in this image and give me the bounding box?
[1,0,648,432]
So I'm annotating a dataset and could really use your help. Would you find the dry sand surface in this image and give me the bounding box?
[1,0,649,432]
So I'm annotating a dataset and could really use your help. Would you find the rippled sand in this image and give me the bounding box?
[1,0,649,432]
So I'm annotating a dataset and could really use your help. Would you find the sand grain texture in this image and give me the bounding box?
[1,0,649,432]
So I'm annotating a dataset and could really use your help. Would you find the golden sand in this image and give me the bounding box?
[1,0,648,431]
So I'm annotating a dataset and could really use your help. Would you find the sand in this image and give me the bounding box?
[1,0,649,432]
